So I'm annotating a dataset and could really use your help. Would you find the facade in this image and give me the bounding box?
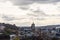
[0,25,5,33]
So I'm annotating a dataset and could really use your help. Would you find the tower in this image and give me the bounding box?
[31,22,35,32]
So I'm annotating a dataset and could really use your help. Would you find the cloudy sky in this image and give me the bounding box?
[0,0,60,26]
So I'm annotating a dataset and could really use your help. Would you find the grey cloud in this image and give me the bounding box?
[27,10,47,20]
[10,0,33,5]
[2,15,15,21]
[19,6,29,10]
[36,17,45,20]
[2,16,26,21]
[32,10,48,16]
[20,7,28,10]
[1,14,27,21]
[29,8,60,17]
[10,0,60,5]
[8,0,60,10]
[27,13,38,17]
[2,0,60,10]
[27,9,48,17]
[0,0,8,2]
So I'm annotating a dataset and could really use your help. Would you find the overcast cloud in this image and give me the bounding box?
[10,0,60,5]
[0,0,60,26]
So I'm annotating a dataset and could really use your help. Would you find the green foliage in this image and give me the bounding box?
[13,36,20,40]
[3,28,12,35]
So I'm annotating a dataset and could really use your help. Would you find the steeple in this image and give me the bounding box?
[31,22,35,31]
[32,22,35,25]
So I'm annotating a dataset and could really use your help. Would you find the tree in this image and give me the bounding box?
[52,37,58,40]
[13,30,20,40]
[3,28,12,35]
[13,36,20,40]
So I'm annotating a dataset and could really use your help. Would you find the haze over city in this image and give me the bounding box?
[0,0,60,26]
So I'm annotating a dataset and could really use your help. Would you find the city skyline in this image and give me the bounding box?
[0,0,60,26]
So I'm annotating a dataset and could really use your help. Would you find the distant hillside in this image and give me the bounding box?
[40,25,60,29]
[0,23,18,30]
[0,23,60,29]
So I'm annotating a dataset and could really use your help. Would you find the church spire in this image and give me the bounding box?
[32,22,35,25]
[31,22,35,31]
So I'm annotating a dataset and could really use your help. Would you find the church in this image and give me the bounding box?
[19,22,36,37]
